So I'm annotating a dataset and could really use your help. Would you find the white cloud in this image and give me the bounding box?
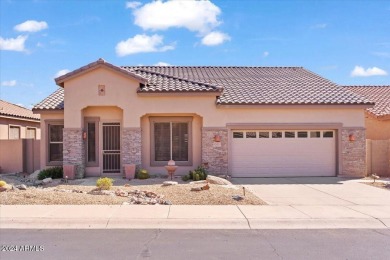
[126,1,142,9]
[1,80,17,86]
[132,0,221,34]
[0,35,28,51]
[263,51,269,57]
[311,23,327,29]
[201,31,230,46]
[154,62,171,66]
[116,34,174,56]
[350,66,388,77]
[14,20,48,32]
[55,69,70,78]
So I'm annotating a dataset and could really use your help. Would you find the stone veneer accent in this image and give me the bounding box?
[202,128,228,175]
[122,128,142,170]
[341,128,366,177]
[63,128,85,179]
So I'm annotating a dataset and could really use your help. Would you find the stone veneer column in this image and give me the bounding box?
[122,128,142,170]
[202,128,228,175]
[63,128,85,179]
[341,128,366,177]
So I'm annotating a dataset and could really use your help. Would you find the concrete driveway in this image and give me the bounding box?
[232,177,390,227]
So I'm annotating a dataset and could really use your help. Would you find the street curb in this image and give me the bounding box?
[1,217,388,229]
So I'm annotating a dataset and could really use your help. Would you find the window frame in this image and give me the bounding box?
[26,127,37,139]
[84,117,100,167]
[46,120,64,166]
[150,117,193,166]
[9,125,21,140]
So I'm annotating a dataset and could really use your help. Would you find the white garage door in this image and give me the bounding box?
[230,130,336,177]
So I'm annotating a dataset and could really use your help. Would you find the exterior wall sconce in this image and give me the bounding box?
[83,131,87,140]
[349,134,355,142]
[214,134,221,142]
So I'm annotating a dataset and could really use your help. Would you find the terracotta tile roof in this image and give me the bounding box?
[134,68,223,93]
[124,66,372,105]
[35,60,374,110]
[33,88,64,110]
[55,58,147,87]
[344,86,390,118]
[0,99,40,121]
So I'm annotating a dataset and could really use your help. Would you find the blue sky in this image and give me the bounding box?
[1,0,389,108]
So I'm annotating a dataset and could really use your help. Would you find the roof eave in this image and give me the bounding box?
[55,58,148,87]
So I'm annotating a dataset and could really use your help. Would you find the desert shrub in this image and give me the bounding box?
[38,167,63,180]
[0,180,6,187]
[137,169,150,179]
[96,177,114,190]
[182,166,208,182]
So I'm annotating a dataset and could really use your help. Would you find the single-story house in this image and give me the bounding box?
[344,86,390,140]
[0,99,40,173]
[345,85,390,177]
[32,58,373,178]
[0,99,40,140]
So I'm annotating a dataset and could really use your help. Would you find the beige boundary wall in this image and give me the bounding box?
[366,139,390,177]
[0,139,40,174]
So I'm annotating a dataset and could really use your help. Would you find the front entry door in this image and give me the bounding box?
[102,122,121,174]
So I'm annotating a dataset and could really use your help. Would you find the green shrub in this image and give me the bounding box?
[194,173,200,181]
[181,175,190,181]
[0,180,6,187]
[96,177,114,190]
[137,169,150,179]
[38,167,63,180]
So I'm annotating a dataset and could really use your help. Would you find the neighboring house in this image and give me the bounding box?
[0,100,40,174]
[32,59,373,178]
[345,86,390,177]
[344,86,390,140]
[0,99,40,140]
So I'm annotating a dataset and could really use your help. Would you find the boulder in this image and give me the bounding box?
[206,175,232,185]
[189,180,207,185]
[42,178,52,184]
[15,184,27,190]
[0,187,7,192]
[162,181,178,186]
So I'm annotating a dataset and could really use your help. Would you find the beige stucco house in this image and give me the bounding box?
[0,100,40,173]
[345,86,390,140]
[32,59,373,178]
[345,86,390,176]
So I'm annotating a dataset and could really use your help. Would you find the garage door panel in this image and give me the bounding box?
[231,130,336,177]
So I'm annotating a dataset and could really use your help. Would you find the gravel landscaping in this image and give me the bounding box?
[0,174,266,205]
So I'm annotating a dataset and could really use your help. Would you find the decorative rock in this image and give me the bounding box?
[11,185,19,191]
[232,195,244,201]
[162,181,178,186]
[206,175,232,185]
[15,184,27,190]
[115,189,129,197]
[42,178,53,184]
[34,180,43,186]
[0,187,7,192]
[189,180,207,185]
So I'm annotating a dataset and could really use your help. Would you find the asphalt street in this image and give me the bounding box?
[1,229,390,260]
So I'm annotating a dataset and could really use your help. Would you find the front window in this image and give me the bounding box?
[151,117,192,166]
[26,127,36,139]
[49,124,63,162]
[9,126,20,139]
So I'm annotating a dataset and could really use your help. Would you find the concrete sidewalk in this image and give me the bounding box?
[1,204,389,229]
[1,177,389,229]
